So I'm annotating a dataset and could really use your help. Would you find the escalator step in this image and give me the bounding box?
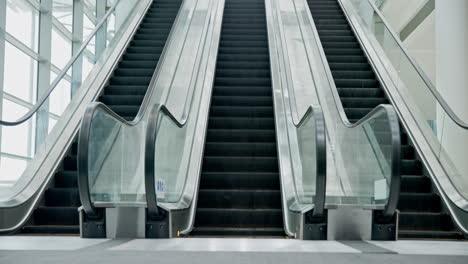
[21,225,80,235]
[400,175,431,193]
[34,207,79,225]
[398,193,440,212]
[211,95,273,106]
[204,142,276,157]
[213,86,272,96]
[203,156,278,172]
[206,129,276,143]
[45,188,80,207]
[208,117,275,130]
[399,212,454,231]
[191,227,285,237]
[200,172,280,190]
[54,171,78,188]
[398,230,465,240]
[195,208,283,227]
[210,106,274,118]
[197,189,281,209]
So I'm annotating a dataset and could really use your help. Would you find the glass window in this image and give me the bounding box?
[51,27,72,70]
[49,71,71,116]
[83,13,96,41]
[5,0,39,52]
[1,99,35,157]
[48,118,58,134]
[0,156,28,187]
[52,0,73,32]
[84,0,97,17]
[3,42,38,103]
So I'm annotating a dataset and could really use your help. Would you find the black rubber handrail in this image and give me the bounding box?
[296,106,327,218]
[364,0,468,130]
[144,104,184,219]
[0,0,122,126]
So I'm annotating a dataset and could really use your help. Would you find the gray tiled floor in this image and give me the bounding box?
[0,237,467,264]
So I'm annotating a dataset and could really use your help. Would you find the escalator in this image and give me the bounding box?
[20,0,182,235]
[306,0,463,239]
[191,0,284,237]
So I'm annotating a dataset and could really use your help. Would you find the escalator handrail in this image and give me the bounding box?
[363,0,468,130]
[295,105,327,218]
[78,102,133,217]
[0,0,122,126]
[144,104,184,219]
[304,0,401,219]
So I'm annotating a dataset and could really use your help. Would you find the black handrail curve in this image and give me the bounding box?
[144,104,183,219]
[295,106,327,218]
[0,0,123,126]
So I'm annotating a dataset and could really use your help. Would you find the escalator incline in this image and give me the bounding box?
[192,0,284,237]
[20,0,182,235]
[307,0,463,240]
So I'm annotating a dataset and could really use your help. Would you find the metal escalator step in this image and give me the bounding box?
[197,189,281,209]
[54,171,78,188]
[191,227,285,237]
[399,212,454,231]
[204,142,276,157]
[213,86,272,96]
[398,230,465,240]
[202,156,278,173]
[200,172,280,190]
[21,225,80,235]
[210,106,274,118]
[34,207,79,225]
[45,188,80,207]
[206,129,276,143]
[208,117,275,130]
[100,95,145,106]
[398,193,441,212]
[195,208,283,228]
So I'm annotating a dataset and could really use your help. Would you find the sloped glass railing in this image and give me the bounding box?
[0,0,140,202]
[342,0,468,206]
